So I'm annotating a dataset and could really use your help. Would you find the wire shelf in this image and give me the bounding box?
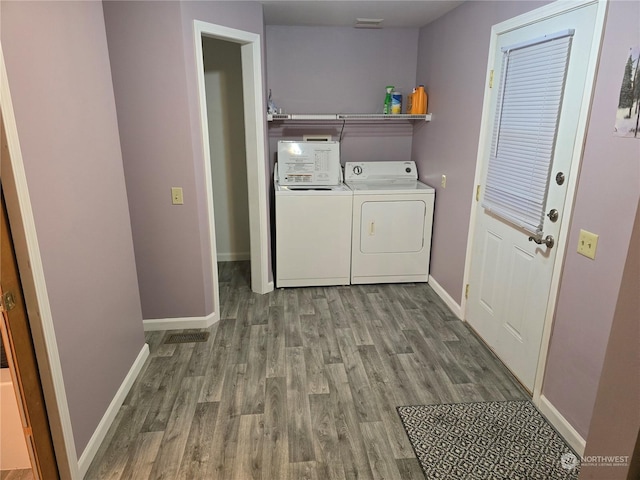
[267,113,431,122]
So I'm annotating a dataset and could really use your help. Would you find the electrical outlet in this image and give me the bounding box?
[441,175,447,188]
[171,187,184,205]
[577,229,598,259]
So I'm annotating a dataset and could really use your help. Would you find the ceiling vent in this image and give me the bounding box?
[354,18,383,29]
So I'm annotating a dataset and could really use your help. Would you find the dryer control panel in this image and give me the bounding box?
[345,161,418,182]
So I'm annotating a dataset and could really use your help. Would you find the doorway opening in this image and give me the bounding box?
[194,22,273,317]
[1,144,59,479]
[1,194,36,478]
[202,37,251,277]
[1,46,78,478]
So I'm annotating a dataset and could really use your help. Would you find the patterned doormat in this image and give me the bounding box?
[397,400,580,480]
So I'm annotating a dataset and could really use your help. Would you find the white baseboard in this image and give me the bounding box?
[537,394,586,456]
[217,252,250,262]
[78,344,149,478]
[143,311,217,331]
[428,275,463,319]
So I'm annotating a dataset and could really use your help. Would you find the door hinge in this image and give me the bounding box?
[476,185,481,202]
[465,284,470,299]
[0,291,16,313]
[489,70,494,89]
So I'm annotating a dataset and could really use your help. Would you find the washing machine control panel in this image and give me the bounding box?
[345,161,418,181]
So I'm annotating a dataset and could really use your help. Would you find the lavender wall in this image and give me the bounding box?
[543,0,640,438]
[103,1,267,318]
[414,0,640,441]
[1,0,145,454]
[579,198,639,479]
[412,1,548,302]
[103,1,207,319]
[266,26,419,165]
[266,26,419,114]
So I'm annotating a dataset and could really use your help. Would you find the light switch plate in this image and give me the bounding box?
[171,187,184,205]
[577,229,598,259]
[441,175,447,188]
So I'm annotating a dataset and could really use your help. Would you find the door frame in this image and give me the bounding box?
[194,21,273,302]
[0,45,78,478]
[461,0,607,407]
[2,192,59,479]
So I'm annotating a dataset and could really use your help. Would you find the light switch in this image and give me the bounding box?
[577,229,598,259]
[441,175,447,188]
[171,187,184,205]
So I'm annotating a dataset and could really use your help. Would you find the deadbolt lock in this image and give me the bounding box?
[556,172,565,185]
[547,209,559,222]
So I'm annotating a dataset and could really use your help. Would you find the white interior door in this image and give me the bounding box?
[466,2,601,391]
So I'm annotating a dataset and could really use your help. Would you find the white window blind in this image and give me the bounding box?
[482,30,574,235]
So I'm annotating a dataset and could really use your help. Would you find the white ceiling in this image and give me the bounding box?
[261,1,465,28]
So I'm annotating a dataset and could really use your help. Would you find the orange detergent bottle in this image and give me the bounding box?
[412,85,427,114]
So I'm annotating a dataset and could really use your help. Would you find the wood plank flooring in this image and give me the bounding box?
[0,470,34,480]
[86,261,527,479]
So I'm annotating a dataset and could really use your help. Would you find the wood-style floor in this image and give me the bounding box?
[86,261,527,480]
[0,470,33,480]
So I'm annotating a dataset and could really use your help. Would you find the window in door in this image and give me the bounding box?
[482,30,574,236]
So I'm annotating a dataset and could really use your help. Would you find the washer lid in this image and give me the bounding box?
[275,183,352,196]
[346,180,435,195]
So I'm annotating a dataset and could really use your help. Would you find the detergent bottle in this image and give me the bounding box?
[383,86,394,114]
[406,88,416,114]
[413,85,427,114]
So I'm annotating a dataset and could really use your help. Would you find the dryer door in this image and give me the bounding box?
[360,200,426,253]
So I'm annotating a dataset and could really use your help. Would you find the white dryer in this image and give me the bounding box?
[345,161,435,284]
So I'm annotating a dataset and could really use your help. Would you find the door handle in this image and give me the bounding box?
[528,234,554,248]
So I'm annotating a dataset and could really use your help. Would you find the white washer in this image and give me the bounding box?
[275,141,352,288]
[345,161,435,284]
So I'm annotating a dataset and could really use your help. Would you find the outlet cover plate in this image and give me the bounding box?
[171,187,184,205]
